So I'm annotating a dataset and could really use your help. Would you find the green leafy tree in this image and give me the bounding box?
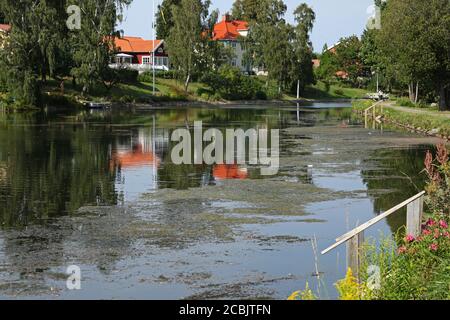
[69,0,131,96]
[0,0,67,106]
[292,3,316,93]
[243,1,316,94]
[244,0,287,79]
[155,0,181,40]
[166,0,211,91]
[231,0,260,21]
[334,35,364,87]
[377,0,450,109]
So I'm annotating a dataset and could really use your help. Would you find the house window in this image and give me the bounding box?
[231,59,237,67]
[154,57,168,66]
[142,56,151,64]
[231,42,237,48]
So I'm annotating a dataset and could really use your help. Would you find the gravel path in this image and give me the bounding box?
[383,102,450,119]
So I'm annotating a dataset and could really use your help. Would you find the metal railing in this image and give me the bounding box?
[364,101,384,129]
[321,191,425,280]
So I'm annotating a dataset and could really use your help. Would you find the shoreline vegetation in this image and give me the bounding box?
[1,77,369,111]
[290,144,450,300]
[353,100,450,141]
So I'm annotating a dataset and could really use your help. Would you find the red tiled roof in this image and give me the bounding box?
[111,145,160,169]
[213,19,248,41]
[114,36,162,53]
[0,24,11,32]
[213,164,248,180]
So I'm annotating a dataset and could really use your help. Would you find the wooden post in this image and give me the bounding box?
[372,107,376,129]
[346,231,364,282]
[364,110,368,129]
[407,195,424,237]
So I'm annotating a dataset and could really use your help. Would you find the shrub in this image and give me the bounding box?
[201,65,264,100]
[396,98,417,108]
[137,71,153,83]
[118,95,134,104]
[255,90,267,100]
[334,89,344,96]
[138,70,177,82]
[115,69,138,83]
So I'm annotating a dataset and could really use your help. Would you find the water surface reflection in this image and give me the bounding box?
[0,104,437,299]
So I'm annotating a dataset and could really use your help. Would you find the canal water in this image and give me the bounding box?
[0,103,439,299]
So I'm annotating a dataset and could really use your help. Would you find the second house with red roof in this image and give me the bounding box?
[212,14,251,73]
[110,36,169,73]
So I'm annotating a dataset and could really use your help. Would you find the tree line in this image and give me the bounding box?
[315,0,449,110]
[0,0,132,107]
[1,0,447,109]
[158,0,316,95]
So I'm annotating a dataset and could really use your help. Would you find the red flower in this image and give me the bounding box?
[430,243,439,251]
[405,235,416,243]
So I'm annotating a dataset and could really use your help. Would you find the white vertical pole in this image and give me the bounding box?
[297,80,300,100]
[376,69,379,93]
[152,0,156,95]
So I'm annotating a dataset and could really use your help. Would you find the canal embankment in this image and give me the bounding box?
[353,100,450,141]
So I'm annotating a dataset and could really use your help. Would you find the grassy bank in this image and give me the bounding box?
[303,81,368,100]
[2,76,370,111]
[353,100,450,138]
[48,77,370,106]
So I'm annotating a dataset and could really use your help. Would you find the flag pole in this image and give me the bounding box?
[152,0,156,95]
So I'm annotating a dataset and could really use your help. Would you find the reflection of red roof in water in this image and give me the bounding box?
[111,145,160,168]
[213,164,248,180]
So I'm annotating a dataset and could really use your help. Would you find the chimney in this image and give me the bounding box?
[222,13,231,22]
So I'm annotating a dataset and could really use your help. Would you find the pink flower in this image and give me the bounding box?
[430,243,439,251]
[439,220,448,229]
[444,231,450,239]
[398,246,407,254]
[427,219,437,227]
[423,229,432,236]
[405,235,416,243]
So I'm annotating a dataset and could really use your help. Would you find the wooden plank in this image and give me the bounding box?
[347,232,364,282]
[321,191,425,255]
[336,191,425,242]
[406,196,424,237]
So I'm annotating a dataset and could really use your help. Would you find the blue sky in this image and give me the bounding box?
[118,0,374,52]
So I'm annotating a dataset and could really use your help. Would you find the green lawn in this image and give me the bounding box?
[36,77,370,109]
[302,81,368,100]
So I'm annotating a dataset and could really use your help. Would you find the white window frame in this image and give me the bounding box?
[142,56,152,65]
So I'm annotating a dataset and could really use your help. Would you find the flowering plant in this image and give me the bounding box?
[397,217,450,257]
[424,144,450,217]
